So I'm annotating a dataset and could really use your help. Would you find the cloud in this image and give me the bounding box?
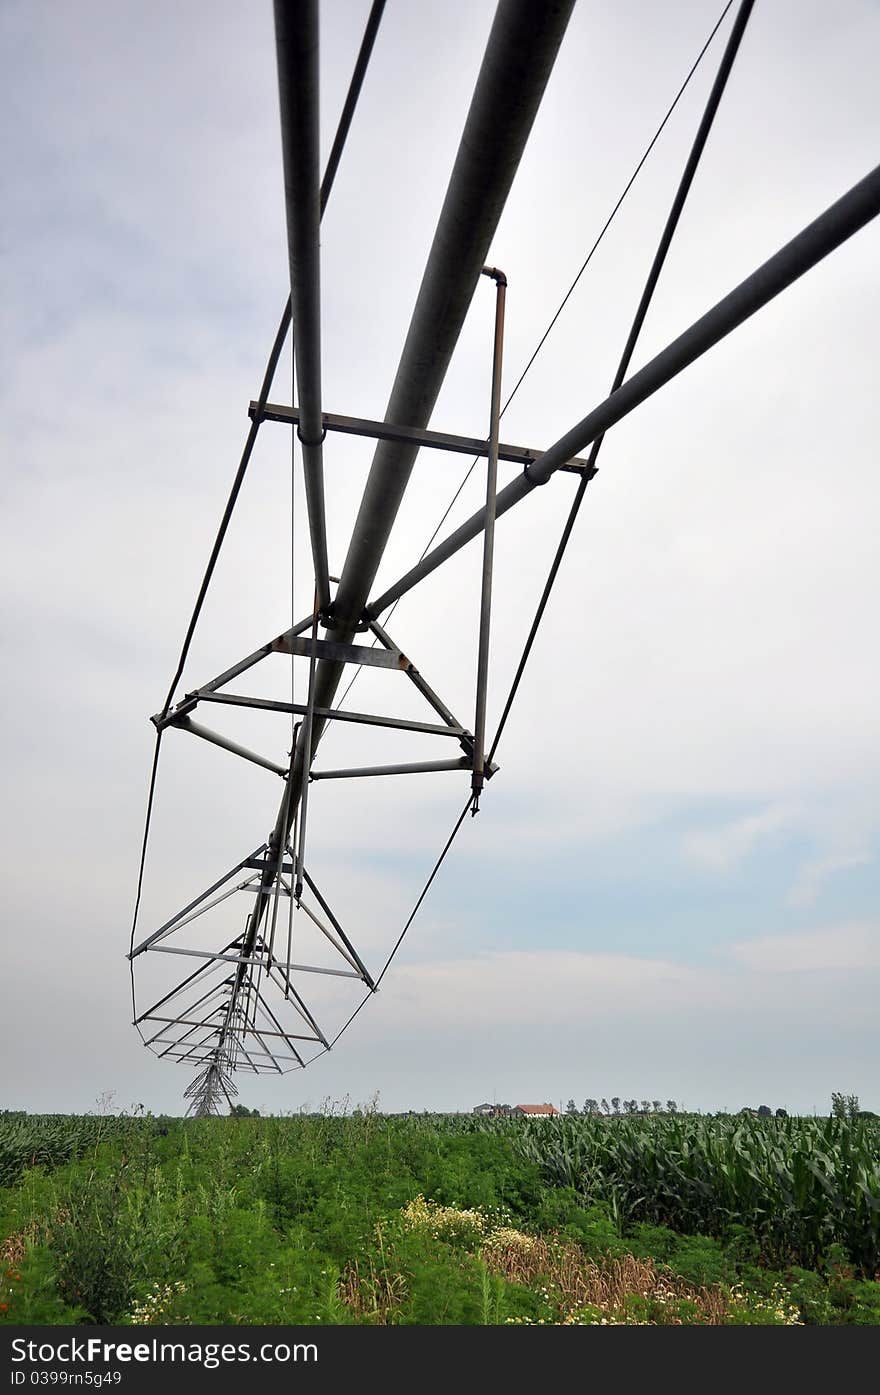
[2,0,880,1117]
[680,804,800,872]
[786,852,873,908]
[725,920,880,974]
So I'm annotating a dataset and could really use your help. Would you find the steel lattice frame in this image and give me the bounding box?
[130,0,880,1104]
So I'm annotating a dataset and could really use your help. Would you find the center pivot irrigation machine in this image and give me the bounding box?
[128,0,880,1115]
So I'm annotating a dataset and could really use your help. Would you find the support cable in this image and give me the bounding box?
[333,0,733,715]
[131,0,740,1072]
[301,791,476,1065]
[129,0,388,1027]
[299,0,748,1069]
[489,0,754,766]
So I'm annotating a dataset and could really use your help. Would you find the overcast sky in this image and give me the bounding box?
[2,0,878,1118]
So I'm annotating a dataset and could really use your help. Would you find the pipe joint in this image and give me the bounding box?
[481,265,507,286]
[296,425,328,447]
[522,460,549,486]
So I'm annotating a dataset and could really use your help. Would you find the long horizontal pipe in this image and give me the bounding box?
[366,161,880,617]
[331,0,577,632]
[221,1,576,1049]
[268,0,577,850]
[264,0,576,867]
[199,1,389,1073]
[274,0,331,614]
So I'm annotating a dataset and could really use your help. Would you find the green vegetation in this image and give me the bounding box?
[0,1108,877,1326]
[509,1111,880,1276]
[0,1114,141,1189]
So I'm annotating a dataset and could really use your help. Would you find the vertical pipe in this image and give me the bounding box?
[295,599,320,900]
[472,267,507,807]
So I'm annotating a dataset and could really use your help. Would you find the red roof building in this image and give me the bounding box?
[514,1103,559,1116]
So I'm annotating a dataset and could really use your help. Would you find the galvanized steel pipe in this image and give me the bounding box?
[366,161,880,617]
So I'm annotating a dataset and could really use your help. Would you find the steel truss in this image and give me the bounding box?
[130,0,880,1103]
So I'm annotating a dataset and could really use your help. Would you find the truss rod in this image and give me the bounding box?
[310,758,471,780]
[300,868,375,989]
[148,945,362,980]
[369,621,467,731]
[366,161,880,618]
[171,716,288,777]
[195,690,466,739]
[131,852,266,959]
[472,266,507,806]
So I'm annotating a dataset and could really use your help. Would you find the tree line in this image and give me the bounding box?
[567,1099,680,1116]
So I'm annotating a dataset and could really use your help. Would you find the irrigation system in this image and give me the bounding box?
[128,0,880,1116]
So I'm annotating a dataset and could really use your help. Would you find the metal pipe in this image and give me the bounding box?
[295,898,362,975]
[150,946,361,979]
[301,868,375,987]
[486,0,756,768]
[310,758,471,780]
[197,690,466,738]
[274,0,331,614]
[472,267,507,806]
[172,716,288,777]
[187,0,389,1077]
[293,596,320,899]
[256,0,575,887]
[366,161,880,616]
[130,851,266,959]
[368,621,468,731]
[249,400,593,474]
[209,0,575,1068]
[330,0,575,632]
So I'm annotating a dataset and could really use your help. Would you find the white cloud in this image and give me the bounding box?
[725,920,880,974]
[680,804,800,872]
[2,0,880,1116]
[786,852,872,908]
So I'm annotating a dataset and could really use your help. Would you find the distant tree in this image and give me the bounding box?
[666,1100,677,1114]
[831,1092,860,1120]
[775,1107,788,1118]
[583,1098,599,1116]
[600,1098,610,1116]
[757,1105,772,1118]
[566,1099,578,1115]
[624,1100,637,1115]
[640,1100,651,1114]
[652,1100,662,1113]
[611,1097,621,1116]
[230,1104,260,1118]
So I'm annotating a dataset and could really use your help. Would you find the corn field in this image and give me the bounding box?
[0,1115,137,1188]
[500,1113,880,1274]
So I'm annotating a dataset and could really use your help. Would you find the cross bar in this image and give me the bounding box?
[250,401,595,477]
